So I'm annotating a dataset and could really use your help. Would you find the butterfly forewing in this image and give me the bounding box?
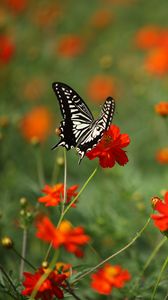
[52,82,94,150]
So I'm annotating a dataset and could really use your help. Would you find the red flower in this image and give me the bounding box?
[22,268,66,300]
[0,35,15,63]
[145,48,168,75]
[86,124,130,168]
[91,264,131,295]
[6,0,27,13]
[57,35,85,58]
[36,218,90,257]
[135,26,161,50]
[38,184,78,207]
[151,192,168,232]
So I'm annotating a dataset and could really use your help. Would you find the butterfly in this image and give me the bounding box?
[52,82,115,163]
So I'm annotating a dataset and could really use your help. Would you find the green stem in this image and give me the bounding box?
[29,250,59,300]
[151,254,168,300]
[130,236,167,296]
[19,228,28,280]
[72,217,151,284]
[57,167,98,228]
[35,145,45,188]
[62,148,67,210]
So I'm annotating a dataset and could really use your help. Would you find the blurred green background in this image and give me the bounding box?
[0,0,168,299]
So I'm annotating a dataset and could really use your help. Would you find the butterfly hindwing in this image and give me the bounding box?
[76,97,115,162]
[52,82,115,163]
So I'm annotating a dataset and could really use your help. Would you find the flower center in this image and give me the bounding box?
[103,134,113,146]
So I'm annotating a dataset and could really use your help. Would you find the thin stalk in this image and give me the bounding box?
[12,248,36,271]
[62,148,67,210]
[19,228,27,280]
[57,167,98,228]
[130,236,167,296]
[151,255,168,300]
[29,250,59,300]
[0,265,17,295]
[72,217,151,284]
[35,145,45,188]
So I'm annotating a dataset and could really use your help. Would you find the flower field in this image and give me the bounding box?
[0,0,168,299]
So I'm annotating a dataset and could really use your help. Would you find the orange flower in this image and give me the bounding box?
[6,0,27,13]
[38,184,78,207]
[135,26,161,50]
[55,262,72,278]
[91,264,131,295]
[155,101,168,116]
[20,106,53,143]
[90,10,113,29]
[57,35,85,58]
[87,75,115,103]
[36,217,90,257]
[145,48,168,75]
[0,35,15,63]
[156,148,168,164]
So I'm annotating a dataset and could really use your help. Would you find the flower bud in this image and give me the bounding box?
[151,196,160,208]
[42,261,49,269]
[57,157,64,166]
[1,236,13,249]
[30,136,40,147]
[20,197,27,207]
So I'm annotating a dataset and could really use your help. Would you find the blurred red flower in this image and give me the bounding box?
[145,48,168,75]
[22,268,66,300]
[90,10,113,29]
[135,26,161,50]
[156,148,168,164]
[151,192,168,232]
[91,264,131,295]
[36,217,90,257]
[155,101,168,116]
[6,0,27,13]
[38,184,78,207]
[87,75,115,103]
[0,35,15,63]
[86,124,130,168]
[57,35,85,58]
[20,106,53,143]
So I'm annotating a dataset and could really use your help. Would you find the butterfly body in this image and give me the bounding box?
[52,82,115,163]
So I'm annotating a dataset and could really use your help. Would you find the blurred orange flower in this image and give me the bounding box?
[91,264,131,295]
[145,48,168,75]
[57,35,85,58]
[87,75,115,103]
[5,0,27,13]
[155,101,168,116]
[36,217,90,257]
[22,78,46,101]
[156,148,168,164]
[38,183,78,207]
[135,26,161,50]
[90,10,113,29]
[20,106,53,143]
[0,35,15,63]
[151,192,168,232]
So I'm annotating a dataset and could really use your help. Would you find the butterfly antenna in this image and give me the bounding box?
[51,140,62,150]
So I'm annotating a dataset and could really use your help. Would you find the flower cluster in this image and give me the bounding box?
[91,264,131,295]
[86,124,130,168]
[135,26,168,75]
[36,217,90,257]
[38,184,78,207]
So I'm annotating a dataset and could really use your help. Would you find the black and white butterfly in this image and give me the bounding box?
[52,82,115,163]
